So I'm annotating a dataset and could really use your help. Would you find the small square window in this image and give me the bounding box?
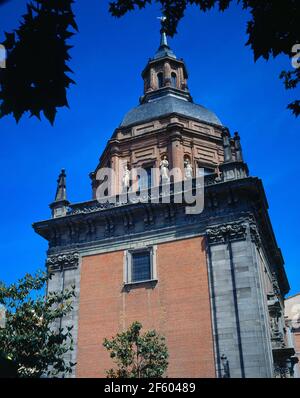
[124,247,157,285]
[132,251,151,282]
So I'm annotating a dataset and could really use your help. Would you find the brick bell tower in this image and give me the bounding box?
[33,22,295,378]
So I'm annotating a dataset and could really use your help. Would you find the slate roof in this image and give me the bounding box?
[120,95,222,128]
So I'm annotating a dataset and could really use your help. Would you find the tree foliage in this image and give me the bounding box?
[103,321,169,378]
[0,0,299,122]
[0,350,18,377]
[0,0,77,124]
[0,271,76,378]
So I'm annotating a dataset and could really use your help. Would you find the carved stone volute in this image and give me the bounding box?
[206,222,247,244]
[46,252,80,272]
[267,292,285,349]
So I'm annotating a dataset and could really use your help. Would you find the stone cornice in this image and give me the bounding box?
[33,177,263,230]
[113,114,223,140]
[33,176,289,294]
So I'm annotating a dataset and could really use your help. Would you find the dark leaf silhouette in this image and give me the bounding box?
[0,0,77,124]
[287,100,300,117]
[280,67,300,116]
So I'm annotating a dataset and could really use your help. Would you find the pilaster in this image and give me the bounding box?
[206,220,274,378]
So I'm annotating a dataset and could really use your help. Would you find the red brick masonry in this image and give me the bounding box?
[77,237,215,378]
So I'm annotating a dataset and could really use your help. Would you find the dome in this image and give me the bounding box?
[120,95,222,128]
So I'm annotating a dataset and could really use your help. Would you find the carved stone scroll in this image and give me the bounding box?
[206,222,247,244]
[46,252,80,272]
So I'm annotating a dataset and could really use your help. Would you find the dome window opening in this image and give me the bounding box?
[157,72,164,89]
[171,72,177,88]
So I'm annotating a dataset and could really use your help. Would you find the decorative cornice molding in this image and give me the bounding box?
[70,201,117,215]
[271,272,281,297]
[46,252,80,272]
[34,178,284,281]
[249,220,262,247]
[206,222,247,244]
[105,216,115,237]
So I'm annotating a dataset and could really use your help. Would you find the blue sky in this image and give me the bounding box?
[0,1,299,296]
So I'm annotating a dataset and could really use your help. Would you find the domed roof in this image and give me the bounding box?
[120,95,222,128]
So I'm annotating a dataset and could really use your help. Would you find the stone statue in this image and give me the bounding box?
[234,132,244,162]
[122,165,130,191]
[184,159,193,179]
[222,128,232,162]
[160,156,169,183]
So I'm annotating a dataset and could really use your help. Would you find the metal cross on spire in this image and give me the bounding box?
[157,16,169,48]
[157,15,167,24]
[154,16,176,60]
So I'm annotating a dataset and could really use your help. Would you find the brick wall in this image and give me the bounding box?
[76,236,215,378]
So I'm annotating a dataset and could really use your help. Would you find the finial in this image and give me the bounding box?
[221,127,233,163]
[219,129,249,181]
[157,16,168,48]
[54,169,67,202]
[50,169,69,218]
[154,16,176,60]
[234,132,244,162]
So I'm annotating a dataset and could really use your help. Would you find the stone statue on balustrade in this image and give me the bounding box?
[160,156,169,184]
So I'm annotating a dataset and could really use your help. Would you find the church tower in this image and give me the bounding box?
[33,23,295,378]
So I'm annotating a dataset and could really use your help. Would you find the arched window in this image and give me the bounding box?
[171,72,177,88]
[157,72,164,88]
